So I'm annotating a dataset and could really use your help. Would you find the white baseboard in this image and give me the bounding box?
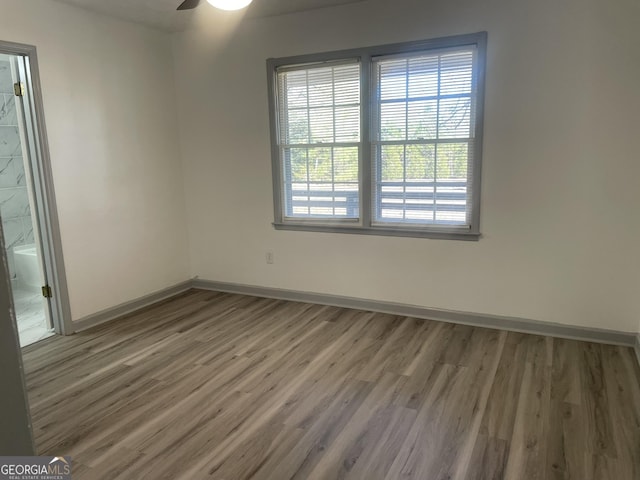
[73,280,193,332]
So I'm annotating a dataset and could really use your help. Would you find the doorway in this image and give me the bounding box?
[0,41,71,346]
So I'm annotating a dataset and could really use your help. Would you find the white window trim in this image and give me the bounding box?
[266,32,487,241]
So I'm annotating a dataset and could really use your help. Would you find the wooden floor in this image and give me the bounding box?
[22,289,640,479]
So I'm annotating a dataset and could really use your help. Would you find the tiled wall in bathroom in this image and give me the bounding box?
[0,58,34,282]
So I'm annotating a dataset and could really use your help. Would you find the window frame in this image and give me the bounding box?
[266,32,487,241]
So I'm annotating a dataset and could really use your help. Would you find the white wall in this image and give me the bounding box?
[0,0,191,320]
[173,0,640,333]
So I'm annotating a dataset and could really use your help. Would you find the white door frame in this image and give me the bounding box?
[0,40,72,336]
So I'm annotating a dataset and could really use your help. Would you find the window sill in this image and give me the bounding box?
[272,222,481,241]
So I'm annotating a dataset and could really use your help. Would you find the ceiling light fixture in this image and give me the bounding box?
[206,0,253,10]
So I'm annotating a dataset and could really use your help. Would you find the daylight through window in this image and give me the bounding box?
[268,33,486,240]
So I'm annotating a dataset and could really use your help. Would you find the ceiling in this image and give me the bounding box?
[52,0,366,32]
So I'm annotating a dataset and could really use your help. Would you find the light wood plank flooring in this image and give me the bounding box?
[22,289,640,479]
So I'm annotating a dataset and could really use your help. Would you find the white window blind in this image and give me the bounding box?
[276,61,361,220]
[268,33,486,239]
[372,47,477,227]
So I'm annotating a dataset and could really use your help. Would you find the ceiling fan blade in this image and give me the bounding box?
[177,0,201,10]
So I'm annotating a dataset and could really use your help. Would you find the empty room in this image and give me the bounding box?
[0,0,639,478]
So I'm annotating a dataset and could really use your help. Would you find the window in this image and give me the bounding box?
[267,32,486,240]
[277,61,361,220]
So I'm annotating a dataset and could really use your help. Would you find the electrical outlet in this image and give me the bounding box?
[266,251,274,264]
